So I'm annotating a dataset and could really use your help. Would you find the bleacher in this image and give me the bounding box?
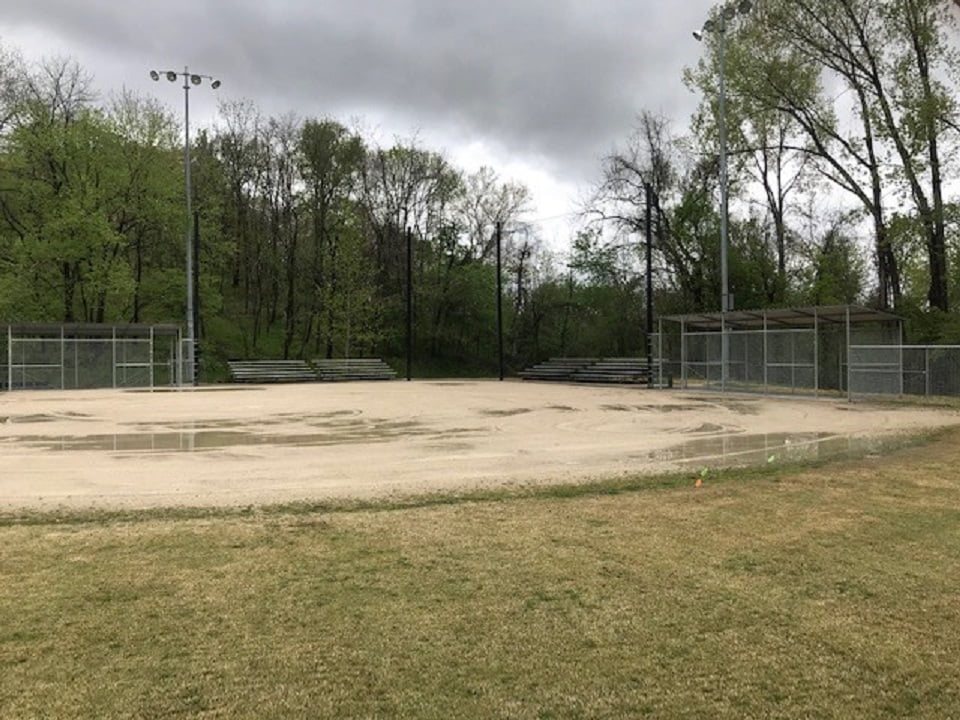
[572,358,652,384]
[517,358,599,382]
[227,360,317,384]
[520,357,670,387]
[313,358,397,382]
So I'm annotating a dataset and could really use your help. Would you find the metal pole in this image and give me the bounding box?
[680,320,687,389]
[658,317,664,388]
[406,227,413,382]
[644,183,654,375]
[6,325,11,391]
[177,327,183,387]
[149,327,155,392]
[193,211,201,385]
[718,21,732,395]
[183,67,196,388]
[60,326,65,390]
[496,222,504,381]
[763,311,768,394]
[721,313,727,392]
[814,308,820,397]
[898,320,904,397]
[791,328,796,394]
[846,306,852,402]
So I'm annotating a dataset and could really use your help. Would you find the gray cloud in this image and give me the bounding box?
[1,0,715,188]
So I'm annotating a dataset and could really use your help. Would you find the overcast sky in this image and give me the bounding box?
[0,0,718,246]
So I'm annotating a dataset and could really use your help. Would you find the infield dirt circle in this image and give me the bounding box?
[1,380,958,510]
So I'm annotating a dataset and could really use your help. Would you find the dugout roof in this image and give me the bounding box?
[661,304,902,331]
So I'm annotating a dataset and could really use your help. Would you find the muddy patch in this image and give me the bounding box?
[478,408,533,417]
[2,420,483,454]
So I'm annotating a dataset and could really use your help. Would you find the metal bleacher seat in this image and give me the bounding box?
[518,358,600,382]
[520,357,667,386]
[312,358,397,382]
[227,359,317,384]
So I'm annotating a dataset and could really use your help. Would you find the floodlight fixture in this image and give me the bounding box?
[210,79,221,89]
[166,70,178,82]
[692,30,703,41]
[149,70,160,81]
[190,74,201,85]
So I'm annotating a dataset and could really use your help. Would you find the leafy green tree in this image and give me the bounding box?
[705,0,960,311]
[298,118,366,357]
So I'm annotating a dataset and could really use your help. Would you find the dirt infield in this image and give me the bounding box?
[1,380,958,510]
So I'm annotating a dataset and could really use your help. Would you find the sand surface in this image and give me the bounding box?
[1,380,958,510]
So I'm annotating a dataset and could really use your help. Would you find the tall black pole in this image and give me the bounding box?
[496,221,504,381]
[193,211,201,385]
[644,183,654,374]
[406,226,413,382]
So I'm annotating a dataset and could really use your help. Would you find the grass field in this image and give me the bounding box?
[3,429,960,718]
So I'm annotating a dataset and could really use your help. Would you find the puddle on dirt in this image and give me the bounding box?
[127,410,363,431]
[634,403,708,413]
[688,422,727,434]
[672,396,763,415]
[4,421,483,454]
[479,408,532,417]
[125,387,262,393]
[614,402,751,414]
[3,412,94,424]
[644,432,892,468]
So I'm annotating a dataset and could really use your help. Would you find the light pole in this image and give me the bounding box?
[694,0,751,389]
[149,67,221,385]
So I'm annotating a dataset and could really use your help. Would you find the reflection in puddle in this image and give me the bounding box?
[4,412,94,424]
[647,432,887,467]
[127,409,363,431]
[6,420,481,453]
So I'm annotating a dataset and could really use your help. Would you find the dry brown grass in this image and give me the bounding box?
[2,430,960,718]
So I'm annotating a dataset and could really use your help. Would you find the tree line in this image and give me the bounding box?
[0,50,652,376]
[1,0,959,381]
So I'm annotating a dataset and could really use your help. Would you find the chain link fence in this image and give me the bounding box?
[2,324,182,391]
[849,345,960,399]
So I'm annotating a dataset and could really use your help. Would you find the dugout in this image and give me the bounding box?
[1,323,183,391]
[657,305,903,397]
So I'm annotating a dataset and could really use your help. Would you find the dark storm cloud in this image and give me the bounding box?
[0,0,713,183]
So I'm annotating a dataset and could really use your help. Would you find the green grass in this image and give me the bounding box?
[3,431,960,718]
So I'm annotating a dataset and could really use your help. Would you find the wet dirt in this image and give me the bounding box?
[3,420,484,453]
[641,432,896,468]
[1,381,957,509]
